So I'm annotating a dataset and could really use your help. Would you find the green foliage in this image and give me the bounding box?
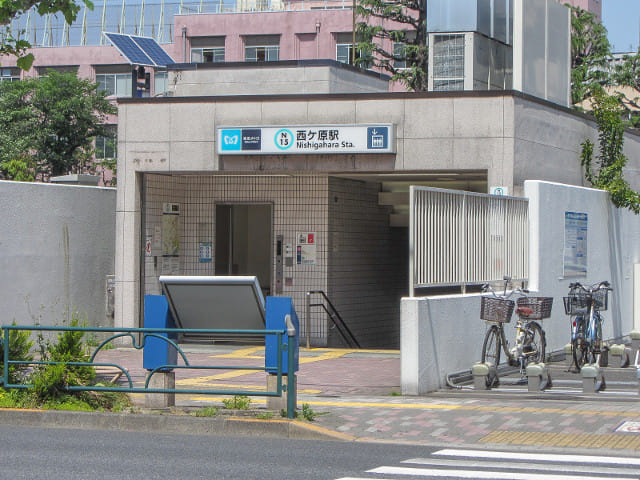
[0,71,117,181]
[256,411,274,420]
[0,323,34,385]
[301,403,316,421]
[356,0,428,91]
[0,0,92,70]
[581,91,640,213]
[568,5,611,105]
[222,395,251,410]
[193,406,219,417]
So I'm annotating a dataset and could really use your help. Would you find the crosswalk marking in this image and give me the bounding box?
[432,448,640,466]
[401,457,638,476]
[334,447,640,480]
[367,466,633,479]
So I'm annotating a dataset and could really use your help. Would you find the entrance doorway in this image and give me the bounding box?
[215,204,272,296]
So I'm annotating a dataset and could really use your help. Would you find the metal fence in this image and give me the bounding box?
[409,187,529,294]
[1,324,297,418]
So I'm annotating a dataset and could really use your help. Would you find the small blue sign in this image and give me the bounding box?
[367,126,388,150]
[220,129,241,151]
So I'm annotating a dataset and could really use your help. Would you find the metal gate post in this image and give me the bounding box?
[286,315,296,419]
[2,327,8,386]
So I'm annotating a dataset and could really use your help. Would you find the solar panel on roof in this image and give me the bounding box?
[104,33,154,66]
[131,36,175,66]
[104,33,175,67]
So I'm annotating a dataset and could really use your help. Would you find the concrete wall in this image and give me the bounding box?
[169,63,389,97]
[0,181,116,328]
[401,180,640,394]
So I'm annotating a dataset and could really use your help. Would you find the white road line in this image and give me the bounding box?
[367,466,626,479]
[432,448,640,466]
[401,458,639,476]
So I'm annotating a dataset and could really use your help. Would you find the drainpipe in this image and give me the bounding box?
[182,26,187,62]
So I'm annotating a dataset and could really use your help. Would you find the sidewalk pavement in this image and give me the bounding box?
[6,345,640,455]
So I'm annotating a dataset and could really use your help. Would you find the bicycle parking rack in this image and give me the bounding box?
[525,362,552,392]
[581,364,606,393]
[472,362,497,390]
[608,344,632,368]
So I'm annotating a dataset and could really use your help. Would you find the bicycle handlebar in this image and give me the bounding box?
[482,282,528,299]
[568,281,612,293]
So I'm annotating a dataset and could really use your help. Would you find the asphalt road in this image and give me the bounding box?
[3,424,640,480]
[0,425,436,480]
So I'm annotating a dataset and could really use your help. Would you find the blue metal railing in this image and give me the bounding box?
[1,324,297,418]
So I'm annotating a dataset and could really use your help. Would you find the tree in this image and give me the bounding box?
[0,0,92,70]
[0,71,116,181]
[610,49,640,128]
[568,5,611,105]
[356,0,428,91]
[580,90,640,213]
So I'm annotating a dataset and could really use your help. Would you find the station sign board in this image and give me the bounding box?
[217,124,395,155]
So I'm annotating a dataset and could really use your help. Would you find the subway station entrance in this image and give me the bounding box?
[140,170,487,348]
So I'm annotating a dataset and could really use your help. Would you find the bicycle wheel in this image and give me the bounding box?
[482,325,501,366]
[523,321,546,364]
[572,317,589,370]
[591,311,604,364]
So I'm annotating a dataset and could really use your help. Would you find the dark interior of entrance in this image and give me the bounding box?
[215,204,272,296]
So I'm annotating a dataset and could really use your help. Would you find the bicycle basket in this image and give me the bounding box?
[593,289,609,311]
[563,294,588,316]
[480,296,515,323]
[516,297,553,319]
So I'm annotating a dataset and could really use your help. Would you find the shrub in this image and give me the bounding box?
[0,323,34,385]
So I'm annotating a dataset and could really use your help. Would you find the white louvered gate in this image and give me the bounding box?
[409,187,529,296]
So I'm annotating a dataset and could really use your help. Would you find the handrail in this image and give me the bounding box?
[1,324,297,418]
[305,290,360,349]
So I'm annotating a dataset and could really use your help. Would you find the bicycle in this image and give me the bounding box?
[563,281,612,370]
[480,277,552,378]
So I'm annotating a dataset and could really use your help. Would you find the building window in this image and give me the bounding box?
[95,125,117,160]
[335,32,367,66]
[244,35,280,62]
[393,43,407,69]
[192,47,225,63]
[37,66,79,77]
[154,71,168,96]
[432,34,465,91]
[191,36,225,63]
[96,72,132,97]
[0,68,20,82]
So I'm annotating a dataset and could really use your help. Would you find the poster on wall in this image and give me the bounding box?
[564,211,588,277]
[296,232,316,265]
[199,242,212,263]
[162,203,180,256]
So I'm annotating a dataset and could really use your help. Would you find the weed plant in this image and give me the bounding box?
[222,395,251,410]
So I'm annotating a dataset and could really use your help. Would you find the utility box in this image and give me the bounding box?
[143,295,178,371]
[265,296,299,374]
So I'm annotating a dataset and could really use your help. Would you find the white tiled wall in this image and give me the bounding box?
[328,178,408,348]
[142,173,330,344]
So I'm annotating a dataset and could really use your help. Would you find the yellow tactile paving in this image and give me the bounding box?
[480,430,640,450]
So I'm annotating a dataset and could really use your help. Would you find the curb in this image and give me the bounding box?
[0,408,352,441]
